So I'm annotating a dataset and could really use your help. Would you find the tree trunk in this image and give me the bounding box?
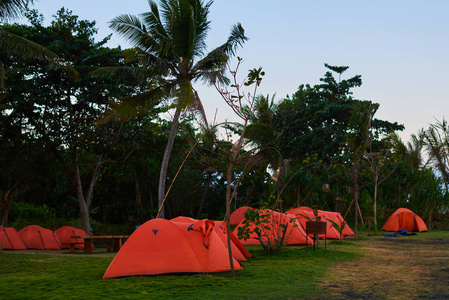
[196,173,211,219]
[373,173,378,226]
[352,157,360,236]
[1,202,9,227]
[74,164,92,235]
[225,160,235,277]
[158,107,182,219]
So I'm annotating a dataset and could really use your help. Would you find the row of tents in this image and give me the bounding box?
[2,207,427,279]
[103,208,355,278]
[103,206,427,278]
[0,225,87,250]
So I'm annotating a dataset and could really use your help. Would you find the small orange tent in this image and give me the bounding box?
[382,208,427,232]
[18,225,61,250]
[230,206,253,225]
[288,209,342,240]
[55,226,87,250]
[287,207,355,238]
[171,216,250,261]
[233,209,312,246]
[0,226,27,250]
[103,218,242,278]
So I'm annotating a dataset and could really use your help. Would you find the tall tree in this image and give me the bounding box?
[101,0,247,218]
[1,9,140,234]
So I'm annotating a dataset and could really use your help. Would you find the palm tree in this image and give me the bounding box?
[424,118,449,191]
[100,0,247,218]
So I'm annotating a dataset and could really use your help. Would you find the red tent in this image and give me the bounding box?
[0,226,27,250]
[171,216,250,261]
[230,206,253,225]
[103,218,242,278]
[18,225,61,250]
[54,226,87,250]
[233,209,312,246]
[382,208,428,232]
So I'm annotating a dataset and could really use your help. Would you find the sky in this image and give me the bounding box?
[16,0,449,143]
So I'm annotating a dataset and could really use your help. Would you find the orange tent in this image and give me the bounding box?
[0,226,27,250]
[288,209,342,240]
[18,225,61,250]
[171,216,250,261]
[232,209,312,246]
[213,220,252,260]
[55,226,87,250]
[230,206,253,225]
[103,218,242,278]
[382,208,428,232]
[287,207,355,238]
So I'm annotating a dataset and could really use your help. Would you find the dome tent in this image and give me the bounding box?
[0,226,27,250]
[103,218,242,278]
[232,209,312,246]
[19,225,61,250]
[381,208,427,232]
[230,206,253,225]
[171,216,250,261]
[55,226,87,250]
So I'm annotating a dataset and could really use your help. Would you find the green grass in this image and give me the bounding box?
[0,242,360,299]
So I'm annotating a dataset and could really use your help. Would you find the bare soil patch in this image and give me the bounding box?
[321,235,449,299]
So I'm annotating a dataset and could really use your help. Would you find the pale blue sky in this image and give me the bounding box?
[18,0,449,142]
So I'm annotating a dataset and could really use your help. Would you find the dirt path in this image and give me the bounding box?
[321,235,449,299]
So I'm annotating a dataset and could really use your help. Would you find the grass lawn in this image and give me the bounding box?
[1,231,448,299]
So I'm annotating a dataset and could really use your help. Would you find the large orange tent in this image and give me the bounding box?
[55,226,87,250]
[171,216,250,261]
[0,226,27,250]
[230,206,253,225]
[232,209,312,246]
[381,208,427,232]
[18,225,61,250]
[103,218,242,278]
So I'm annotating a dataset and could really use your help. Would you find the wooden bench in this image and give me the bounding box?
[72,235,129,254]
[61,242,84,253]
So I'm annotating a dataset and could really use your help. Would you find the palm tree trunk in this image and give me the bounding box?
[158,107,182,219]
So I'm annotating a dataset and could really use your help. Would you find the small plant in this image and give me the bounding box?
[237,208,293,254]
[327,218,347,239]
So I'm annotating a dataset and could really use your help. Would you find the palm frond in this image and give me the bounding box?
[218,23,248,57]
[0,30,78,78]
[0,0,33,21]
[90,66,149,82]
[96,84,170,124]
[109,14,149,48]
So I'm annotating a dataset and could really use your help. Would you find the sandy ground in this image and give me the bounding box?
[320,235,449,299]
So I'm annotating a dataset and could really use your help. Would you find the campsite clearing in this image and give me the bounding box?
[1,231,448,299]
[320,232,449,299]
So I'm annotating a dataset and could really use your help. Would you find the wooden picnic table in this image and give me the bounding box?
[72,235,129,254]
